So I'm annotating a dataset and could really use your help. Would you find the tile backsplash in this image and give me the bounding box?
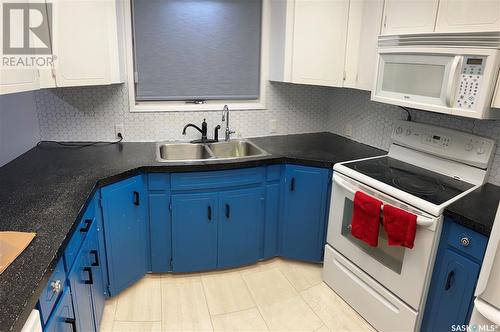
[34,82,331,142]
[34,82,500,185]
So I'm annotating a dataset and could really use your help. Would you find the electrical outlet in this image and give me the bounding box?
[269,119,277,133]
[344,124,353,137]
[115,124,124,139]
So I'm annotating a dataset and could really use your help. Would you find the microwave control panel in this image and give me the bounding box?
[456,56,486,110]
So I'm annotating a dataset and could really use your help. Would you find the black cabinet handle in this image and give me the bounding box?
[79,219,92,233]
[225,204,230,219]
[208,206,212,221]
[83,267,93,285]
[290,177,295,192]
[90,250,99,267]
[444,270,455,291]
[133,191,140,206]
[64,318,76,332]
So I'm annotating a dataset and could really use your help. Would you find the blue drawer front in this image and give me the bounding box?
[43,285,75,332]
[171,167,265,191]
[148,173,170,191]
[64,199,96,271]
[38,259,67,326]
[266,165,281,182]
[445,218,488,261]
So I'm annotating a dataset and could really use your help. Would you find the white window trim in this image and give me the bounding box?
[123,0,269,112]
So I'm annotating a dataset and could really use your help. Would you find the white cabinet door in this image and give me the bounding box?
[291,0,349,87]
[51,0,122,87]
[0,69,39,95]
[436,0,500,33]
[381,0,439,35]
[344,0,384,90]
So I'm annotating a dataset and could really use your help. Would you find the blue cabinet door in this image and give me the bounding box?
[87,221,105,331]
[422,249,480,331]
[218,187,264,269]
[171,192,218,272]
[43,286,75,332]
[67,239,95,332]
[281,165,330,262]
[264,182,280,259]
[101,175,148,296]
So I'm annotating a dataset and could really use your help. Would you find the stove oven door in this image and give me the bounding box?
[326,172,441,310]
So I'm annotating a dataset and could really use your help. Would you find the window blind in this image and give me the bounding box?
[133,0,262,102]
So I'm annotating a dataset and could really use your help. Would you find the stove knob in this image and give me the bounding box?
[396,126,403,135]
[406,129,412,136]
[465,143,473,151]
[477,146,485,154]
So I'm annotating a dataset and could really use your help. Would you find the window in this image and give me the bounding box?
[128,0,266,111]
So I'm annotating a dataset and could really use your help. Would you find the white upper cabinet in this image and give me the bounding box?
[344,0,384,90]
[381,0,439,35]
[269,0,349,87]
[436,0,500,33]
[291,0,349,87]
[43,0,124,88]
[0,69,40,95]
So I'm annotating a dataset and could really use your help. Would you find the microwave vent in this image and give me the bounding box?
[378,32,500,49]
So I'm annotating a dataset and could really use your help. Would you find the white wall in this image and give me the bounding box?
[0,91,40,166]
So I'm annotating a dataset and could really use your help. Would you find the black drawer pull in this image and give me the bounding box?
[444,270,455,291]
[225,204,230,219]
[64,318,76,332]
[208,206,212,221]
[291,177,295,192]
[79,219,92,233]
[90,250,99,267]
[83,267,93,285]
[133,191,140,206]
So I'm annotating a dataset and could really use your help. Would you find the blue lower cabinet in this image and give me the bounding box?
[218,187,264,269]
[281,165,331,262]
[422,218,488,331]
[43,286,75,332]
[172,192,218,272]
[38,259,67,326]
[101,175,149,296]
[67,236,95,332]
[87,221,106,330]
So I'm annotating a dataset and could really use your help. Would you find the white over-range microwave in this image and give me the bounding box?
[371,36,500,119]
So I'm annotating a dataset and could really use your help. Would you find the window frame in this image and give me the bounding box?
[124,0,269,112]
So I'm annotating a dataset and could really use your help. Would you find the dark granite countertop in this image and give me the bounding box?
[0,132,385,332]
[444,183,500,236]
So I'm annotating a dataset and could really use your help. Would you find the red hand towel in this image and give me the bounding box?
[351,191,382,247]
[382,205,417,249]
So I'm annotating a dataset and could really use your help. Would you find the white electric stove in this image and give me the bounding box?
[323,120,496,332]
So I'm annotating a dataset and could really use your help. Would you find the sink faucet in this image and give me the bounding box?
[222,105,235,141]
[182,119,208,142]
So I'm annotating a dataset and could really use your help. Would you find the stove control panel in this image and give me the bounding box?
[392,120,496,169]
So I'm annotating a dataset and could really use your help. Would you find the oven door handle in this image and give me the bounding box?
[333,174,435,227]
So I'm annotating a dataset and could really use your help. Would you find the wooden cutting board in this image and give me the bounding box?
[0,232,36,274]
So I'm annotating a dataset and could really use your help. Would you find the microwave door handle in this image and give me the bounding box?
[445,56,462,107]
[334,175,436,228]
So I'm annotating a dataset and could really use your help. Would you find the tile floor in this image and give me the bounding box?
[100,258,375,332]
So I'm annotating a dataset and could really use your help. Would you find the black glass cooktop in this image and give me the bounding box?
[343,156,475,205]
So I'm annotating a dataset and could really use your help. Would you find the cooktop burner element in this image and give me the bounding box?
[344,156,475,205]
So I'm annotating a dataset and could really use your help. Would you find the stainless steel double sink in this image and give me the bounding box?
[156,139,269,162]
